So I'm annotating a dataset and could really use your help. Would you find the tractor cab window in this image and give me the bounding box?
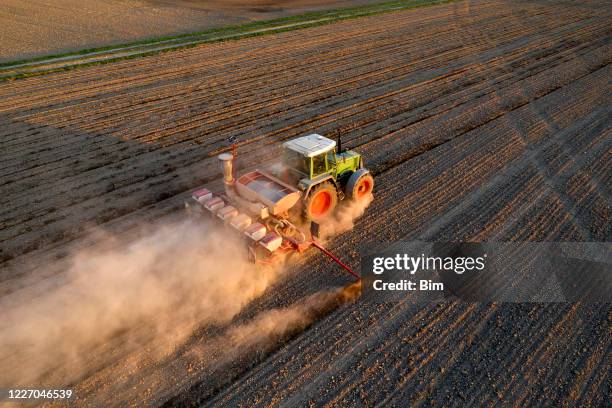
[283,149,309,176]
[312,153,327,177]
[326,149,337,166]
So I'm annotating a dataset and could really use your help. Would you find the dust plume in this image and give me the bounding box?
[0,193,369,394]
[152,282,362,407]
[0,219,284,388]
[321,193,373,238]
[226,280,361,350]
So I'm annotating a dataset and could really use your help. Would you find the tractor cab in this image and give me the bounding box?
[282,134,362,182]
[282,134,336,179]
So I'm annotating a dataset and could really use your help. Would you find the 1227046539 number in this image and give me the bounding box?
[6,389,73,400]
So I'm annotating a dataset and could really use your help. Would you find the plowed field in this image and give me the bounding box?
[0,0,610,406]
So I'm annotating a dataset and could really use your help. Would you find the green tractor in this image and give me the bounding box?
[185,134,374,262]
[187,132,373,263]
[279,133,374,222]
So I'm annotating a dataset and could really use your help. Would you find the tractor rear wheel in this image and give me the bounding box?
[304,182,338,222]
[346,170,374,200]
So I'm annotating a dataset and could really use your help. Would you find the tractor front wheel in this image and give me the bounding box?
[304,182,338,222]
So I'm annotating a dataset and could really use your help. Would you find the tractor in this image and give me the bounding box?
[186,133,373,276]
[278,133,374,222]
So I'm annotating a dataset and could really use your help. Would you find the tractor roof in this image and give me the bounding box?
[282,134,336,157]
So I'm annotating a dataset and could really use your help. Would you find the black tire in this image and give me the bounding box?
[303,182,338,222]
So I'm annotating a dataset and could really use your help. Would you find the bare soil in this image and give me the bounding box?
[0,0,610,406]
[0,0,381,63]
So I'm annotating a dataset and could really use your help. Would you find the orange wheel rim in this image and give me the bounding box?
[356,178,372,198]
[310,191,332,217]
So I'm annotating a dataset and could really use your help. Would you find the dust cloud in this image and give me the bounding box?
[0,219,283,388]
[0,192,370,392]
[226,281,361,351]
[321,193,373,238]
